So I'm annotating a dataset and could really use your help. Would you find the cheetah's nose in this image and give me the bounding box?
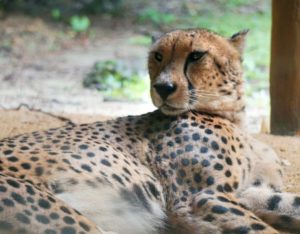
[153,83,177,100]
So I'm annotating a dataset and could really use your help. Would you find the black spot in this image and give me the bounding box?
[0,186,7,193]
[87,152,95,157]
[61,206,72,214]
[123,167,132,176]
[230,226,250,234]
[230,207,245,216]
[21,163,31,170]
[225,157,233,165]
[191,158,198,165]
[79,144,88,150]
[156,144,163,151]
[211,141,219,150]
[201,159,210,167]
[193,173,202,183]
[197,198,208,207]
[11,192,26,205]
[7,179,20,188]
[217,185,224,192]
[2,198,14,207]
[214,163,223,171]
[3,150,13,155]
[205,129,213,135]
[25,185,36,195]
[16,213,30,224]
[174,127,182,134]
[36,214,50,224]
[61,227,76,234]
[171,183,177,192]
[204,190,214,195]
[7,156,18,162]
[192,133,200,141]
[101,159,111,167]
[206,176,215,186]
[225,170,232,177]
[224,183,233,192]
[63,216,75,224]
[133,184,151,211]
[203,215,215,222]
[211,205,228,214]
[45,229,57,234]
[181,158,189,166]
[200,147,208,153]
[0,220,13,230]
[8,166,18,172]
[202,137,209,143]
[112,174,124,185]
[35,167,44,176]
[79,221,90,232]
[221,136,228,144]
[267,195,281,210]
[293,197,300,208]
[253,179,261,186]
[20,146,29,150]
[179,169,186,177]
[217,196,230,203]
[38,199,51,209]
[185,144,193,152]
[50,212,60,220]
[251,223,266,230]
[81,164,92,172]
[71,154,81,160]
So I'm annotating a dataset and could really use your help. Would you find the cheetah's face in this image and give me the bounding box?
[148,29,248,116]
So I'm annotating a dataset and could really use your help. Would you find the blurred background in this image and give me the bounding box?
[0,0,271,132]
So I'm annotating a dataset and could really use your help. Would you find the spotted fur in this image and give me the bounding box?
[0,28,299,234]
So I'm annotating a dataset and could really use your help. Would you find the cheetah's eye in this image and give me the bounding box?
[154,52,163,62]
[189,51,207,62]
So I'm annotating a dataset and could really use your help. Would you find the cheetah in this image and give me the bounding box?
[0,28,300,234]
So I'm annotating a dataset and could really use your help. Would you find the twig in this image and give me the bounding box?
[0,103,75,125]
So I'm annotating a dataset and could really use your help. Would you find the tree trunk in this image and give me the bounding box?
[270,0,300,135]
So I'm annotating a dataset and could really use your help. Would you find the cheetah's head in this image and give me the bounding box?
[148,29,248,122]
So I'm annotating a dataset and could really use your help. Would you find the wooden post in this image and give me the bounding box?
[270,0,300,135]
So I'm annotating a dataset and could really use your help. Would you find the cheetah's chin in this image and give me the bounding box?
[159,104,187,116]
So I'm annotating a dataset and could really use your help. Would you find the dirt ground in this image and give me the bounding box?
[1,108,299,195]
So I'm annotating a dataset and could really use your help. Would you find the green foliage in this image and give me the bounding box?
[221,0,251,8]
[83,60,148,100]
[127,35,152,46]
[70,15,90,32]
[138,8,176,26]
[51,8,61,20]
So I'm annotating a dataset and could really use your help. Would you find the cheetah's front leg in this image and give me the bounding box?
[239,186,300,233]
[168,189,278,234]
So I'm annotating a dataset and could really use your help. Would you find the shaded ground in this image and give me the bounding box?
[1,108,299,195]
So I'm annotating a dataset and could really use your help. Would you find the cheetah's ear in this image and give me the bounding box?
[151,31,164,44]
[229,29,249,54]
